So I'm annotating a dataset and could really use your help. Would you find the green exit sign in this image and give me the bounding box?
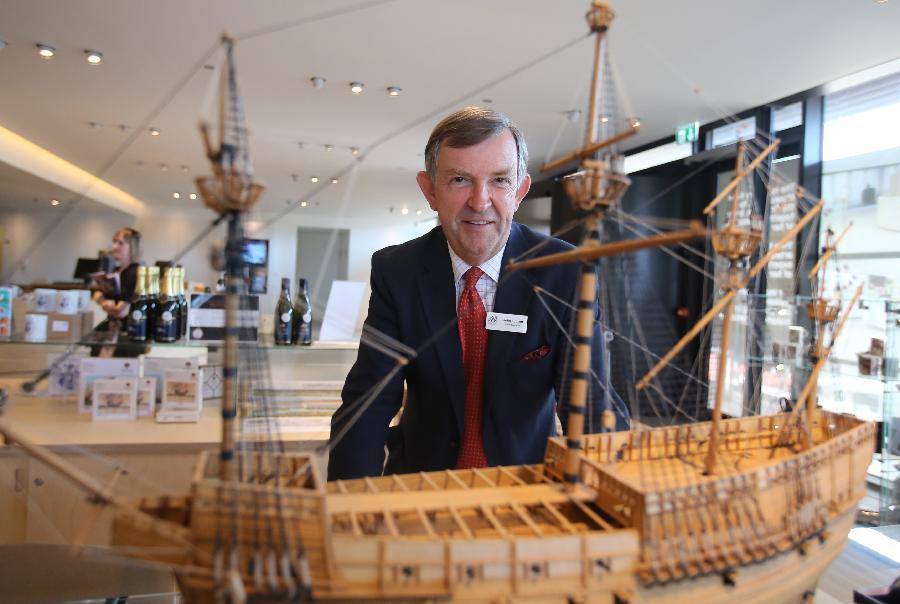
[676,121,699,145]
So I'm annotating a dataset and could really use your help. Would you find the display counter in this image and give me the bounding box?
[0,338,357,549]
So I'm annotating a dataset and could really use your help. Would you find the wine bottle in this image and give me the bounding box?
[176,266,188,339]
[274,277,293,345]
[292,278,313,346]
[155,267,179,343]
[128,266,150,341]
[146,266,160,339]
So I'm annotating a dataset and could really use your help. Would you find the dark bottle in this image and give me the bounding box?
[127,265,150,341]
[274,277,293,345]
[146,266,160,339]
[176,266,188,339]
[292,278,313,345]
[155,267,180,343]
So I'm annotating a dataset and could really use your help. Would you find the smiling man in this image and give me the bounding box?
[327,107,628,480]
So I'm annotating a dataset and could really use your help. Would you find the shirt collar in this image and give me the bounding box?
[448,243,505,285]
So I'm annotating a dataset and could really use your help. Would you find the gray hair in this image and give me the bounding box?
[423,107,528,187]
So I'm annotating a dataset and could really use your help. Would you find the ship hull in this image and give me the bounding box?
[110,410,875,603]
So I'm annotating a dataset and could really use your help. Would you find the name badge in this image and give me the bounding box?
[485,312,527,333]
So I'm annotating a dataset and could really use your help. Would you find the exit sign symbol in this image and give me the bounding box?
[676,121,699,145]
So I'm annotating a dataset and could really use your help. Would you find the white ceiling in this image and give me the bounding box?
[1,0,899,227]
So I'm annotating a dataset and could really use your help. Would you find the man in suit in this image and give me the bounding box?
[327,107,628,480]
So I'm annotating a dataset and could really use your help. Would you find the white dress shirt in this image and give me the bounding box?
[448,244,505,314]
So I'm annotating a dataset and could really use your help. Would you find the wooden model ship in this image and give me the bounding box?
[0,4,877,603]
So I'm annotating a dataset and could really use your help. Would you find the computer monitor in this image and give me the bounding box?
[242,238,268,266]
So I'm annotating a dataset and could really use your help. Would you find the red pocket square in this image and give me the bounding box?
[522,345,550,361]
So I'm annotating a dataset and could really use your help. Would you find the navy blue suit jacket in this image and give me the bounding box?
[327,223,628,480]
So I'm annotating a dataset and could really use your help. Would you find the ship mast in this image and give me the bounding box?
[802,223,852,432]
[698,142,764,475]
[195,35,265,482]
[531,1,635,492]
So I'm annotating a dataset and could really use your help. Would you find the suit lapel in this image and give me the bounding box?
[483,224,534,409]
[416,230,466,433]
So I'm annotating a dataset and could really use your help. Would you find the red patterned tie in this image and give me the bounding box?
[456,266,488,469]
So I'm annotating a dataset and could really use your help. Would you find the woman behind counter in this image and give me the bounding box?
[89,227,142,357]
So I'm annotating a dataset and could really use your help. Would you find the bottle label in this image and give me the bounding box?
[162,311,173,322]
[281,312,291,323]
[303,312,312,323]
[132,310,143,321]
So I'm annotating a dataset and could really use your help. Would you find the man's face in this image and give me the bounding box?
[416,129,531,266]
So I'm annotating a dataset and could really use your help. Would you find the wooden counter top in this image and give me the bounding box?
[0,378,330,451]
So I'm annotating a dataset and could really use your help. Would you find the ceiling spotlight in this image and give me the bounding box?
[349,82,364,95]
[330,177,339,184]
[310,76,326,88]
[149,127,160,136]
[324,144,334,152]
[310,176,319,183]
[84,49,103,65]
[160,163,168,171]
[416,209,422,216]
[36,43,55,59]
[350,147,360,156]
[291,174,299,183]
[401,207,409,215]
[564,109,582,123]
[775,363,785,372]
[136,161,144,168]
[189,193,197,200]
[173,192,181,199]
[600,115,610,124]
[628,117,641,128]
[300,200,308,208]
[50,199,60,206]
[387,86,402,97]
[297,142,305,149]
[88,121,102,129]
[118,124,129,133]
[482,98,493,104]
[180,165,189,172]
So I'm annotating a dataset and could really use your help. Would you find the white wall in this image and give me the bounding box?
[1,203,134,283]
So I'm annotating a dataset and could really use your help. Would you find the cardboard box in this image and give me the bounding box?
[188,293,259,342]
[46,311,94,342]
[78,357,141,413]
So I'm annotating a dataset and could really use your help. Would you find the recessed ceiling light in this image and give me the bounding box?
[401,207,409,215]
[173,192,180,199]
[50,199,60,206]
[89,121,102,129]
[482,98,493,104]
[136,161,144,168]
[203,64,215,70]
[310,76,326,88]
[324,144,334,152]
[84,49,103,65]
[874,0,888,4]
[416,209,422,215]
[310,176,319,183]
[160,163,168,171]
[300,200,308,207]
[600,115,610,124]
[565,109,582,123]
[149,127,160,136]
[118,124,129,133]
[189,193,197,200]
[628,117,641,128]
[350,147,360,156]
[330,177,338,184]
[387,86,402,97]
[36,43,55,59]
[349,82,364,95]
[297,142,305,149]
[180,165,189,173]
